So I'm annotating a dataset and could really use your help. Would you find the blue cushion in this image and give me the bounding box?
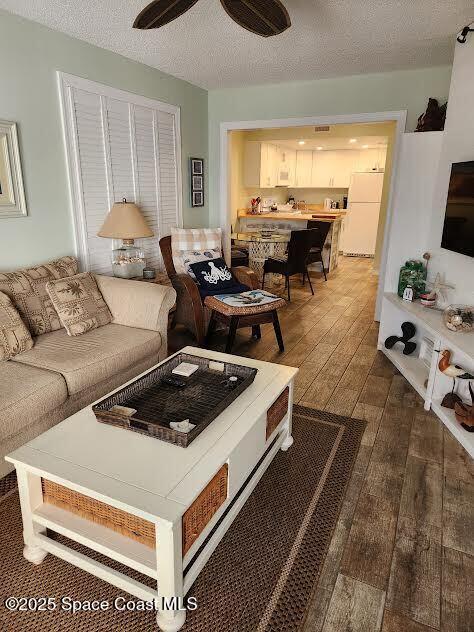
[190,258,236,291]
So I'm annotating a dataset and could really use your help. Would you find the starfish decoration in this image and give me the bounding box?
[425,273,455,304]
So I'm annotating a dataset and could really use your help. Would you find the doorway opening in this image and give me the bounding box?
[219,112,406,319]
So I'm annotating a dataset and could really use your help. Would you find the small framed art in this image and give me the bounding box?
[192,191,204,207]
[190,157,204,207]
[192,175,203,190]
[191,158,203,175]
[0,120,27,218]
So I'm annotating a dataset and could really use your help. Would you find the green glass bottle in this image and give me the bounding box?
[397,260,426,299]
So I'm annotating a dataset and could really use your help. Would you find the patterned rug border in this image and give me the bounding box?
[0,470,17,503]
[293,405,365,629]
[0,406,365,632]
[293,404,365,426]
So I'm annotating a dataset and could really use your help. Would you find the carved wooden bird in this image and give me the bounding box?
[438,350,474,379]
[455,383,474,432]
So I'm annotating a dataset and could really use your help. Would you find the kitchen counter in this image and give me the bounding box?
[236,209,344,272]
[238,209,346,222]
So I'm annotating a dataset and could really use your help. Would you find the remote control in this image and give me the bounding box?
[162,376,187,388]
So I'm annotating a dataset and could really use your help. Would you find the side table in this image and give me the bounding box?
[204,294,286,354]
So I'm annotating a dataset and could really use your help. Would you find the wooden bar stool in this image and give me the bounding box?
[204,294,286,354]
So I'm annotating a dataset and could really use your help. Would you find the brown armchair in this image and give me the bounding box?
[159,236,259,345]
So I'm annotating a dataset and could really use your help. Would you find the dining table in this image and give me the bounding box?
[231,231,290,286]
[231,231,290,282]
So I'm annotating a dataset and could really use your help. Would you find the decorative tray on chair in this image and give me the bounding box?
[92,353,257,447]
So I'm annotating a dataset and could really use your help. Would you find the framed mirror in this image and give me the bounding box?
[0,120,27,218]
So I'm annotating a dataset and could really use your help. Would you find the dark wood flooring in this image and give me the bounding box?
[169,256,474,632]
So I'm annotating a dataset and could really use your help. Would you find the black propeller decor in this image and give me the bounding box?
[133,0,291,37]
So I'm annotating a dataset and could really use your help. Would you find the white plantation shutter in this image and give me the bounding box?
[156,111,179,238]
[132,105,161,269]
[106,98,135,207]
[71,88,111,274]
[59,73,182,275]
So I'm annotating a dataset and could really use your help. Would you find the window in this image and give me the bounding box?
[58,72,182,274]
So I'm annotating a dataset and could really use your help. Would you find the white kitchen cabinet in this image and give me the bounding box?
[311,151,334,188]
[294,150,313,187]
[263,143,278,187]
[355,147,386,172]
[312,150,356,188]
[243,141,386,189]
[331,150,356,187]
[243,141,278,188]
[277,148,296,186]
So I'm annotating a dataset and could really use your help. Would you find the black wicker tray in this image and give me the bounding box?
[92,353,258,447]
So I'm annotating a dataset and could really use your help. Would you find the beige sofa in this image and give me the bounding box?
[1,274,176,478]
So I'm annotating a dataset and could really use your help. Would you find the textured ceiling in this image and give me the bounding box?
[0,0,472,89]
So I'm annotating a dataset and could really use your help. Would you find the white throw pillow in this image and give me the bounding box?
[171,227,222,275]
[181,249,222,279]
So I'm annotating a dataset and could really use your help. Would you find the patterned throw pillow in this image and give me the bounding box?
[182,248,222,279]
[189,258,237,292]
[171,227,222,275]
[0,256,78,336]
[0,291,34,361]
[46,272,112,337]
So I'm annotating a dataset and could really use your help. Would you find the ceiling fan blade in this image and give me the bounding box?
[220,0,290,37]
[134,0,200,30]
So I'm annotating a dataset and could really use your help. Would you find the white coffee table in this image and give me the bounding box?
[6,346,297,631]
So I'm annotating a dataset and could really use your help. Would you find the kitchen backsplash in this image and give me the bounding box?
[239,187,348,209]
[239,187,288,209]
[287,188,348,206]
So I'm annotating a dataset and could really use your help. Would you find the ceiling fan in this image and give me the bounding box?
[133,0,291,38]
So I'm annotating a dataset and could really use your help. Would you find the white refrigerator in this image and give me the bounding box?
[343,172,384,257]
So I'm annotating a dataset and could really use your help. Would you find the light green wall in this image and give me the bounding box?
[208,65,453,226]
[0,9,208,270]
[0,6,454,268]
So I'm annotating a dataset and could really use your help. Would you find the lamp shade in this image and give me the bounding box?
[97,199,154,239]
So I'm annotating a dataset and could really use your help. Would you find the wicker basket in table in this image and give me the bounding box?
[41,463,228,555]
[266,387,289,439]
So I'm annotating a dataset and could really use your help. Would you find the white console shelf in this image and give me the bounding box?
[379,293,474,458]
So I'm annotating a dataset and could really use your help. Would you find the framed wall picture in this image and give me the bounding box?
[0,120,27,218]
[192,175,203,191]
[191,158,203,175]
[190,157,204,206]
[192,191,204,207]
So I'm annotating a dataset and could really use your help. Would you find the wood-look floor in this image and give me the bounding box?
[169,256,474,632]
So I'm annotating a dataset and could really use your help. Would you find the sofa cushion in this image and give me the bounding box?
[46,272,112,336]
[0,362,68,441]
[14,323,162,395]
[0,256,78,336]
[0,291,34,360]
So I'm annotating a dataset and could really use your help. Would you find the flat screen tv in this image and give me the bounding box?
[441,161,474,258]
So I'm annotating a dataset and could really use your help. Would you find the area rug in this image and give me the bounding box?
[0,406,365,631]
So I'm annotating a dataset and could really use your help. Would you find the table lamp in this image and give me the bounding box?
[98,198,154,279]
